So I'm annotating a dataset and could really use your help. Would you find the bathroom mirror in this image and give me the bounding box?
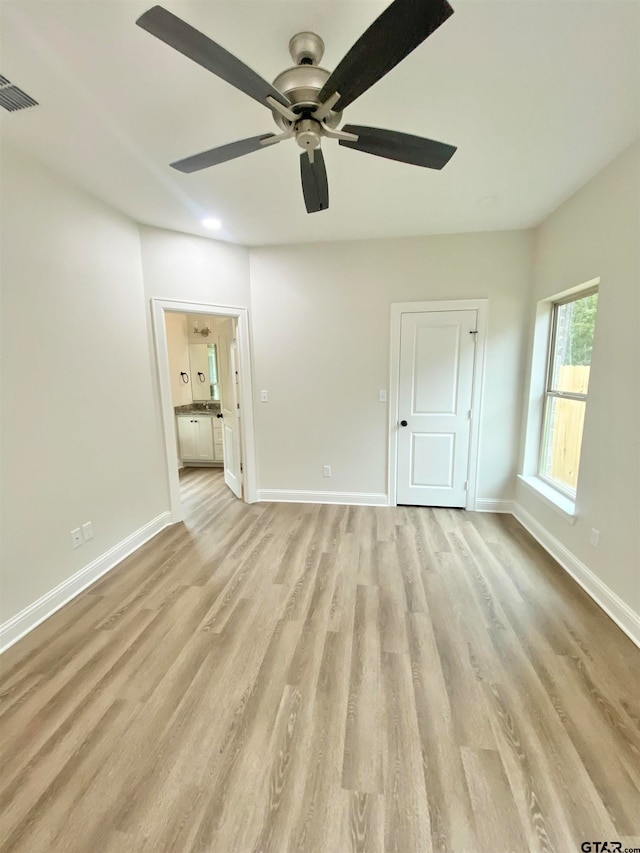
[189,343,220,401]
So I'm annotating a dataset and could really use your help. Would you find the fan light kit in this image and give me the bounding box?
[137,0,457,214]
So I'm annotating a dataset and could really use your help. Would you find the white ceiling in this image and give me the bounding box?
[2,1,639,246]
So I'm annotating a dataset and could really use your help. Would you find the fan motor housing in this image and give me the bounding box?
[271,64,341,130]
[271,32,341,131]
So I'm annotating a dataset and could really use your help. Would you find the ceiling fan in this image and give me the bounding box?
[136,0,457,214]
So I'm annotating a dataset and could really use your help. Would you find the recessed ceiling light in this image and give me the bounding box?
[202,217,222,230]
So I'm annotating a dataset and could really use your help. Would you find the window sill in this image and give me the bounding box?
[517,475,577,524]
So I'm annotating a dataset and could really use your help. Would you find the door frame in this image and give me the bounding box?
[151,298,258,522]
[388,299,488,510]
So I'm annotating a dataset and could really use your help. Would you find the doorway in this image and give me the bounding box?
[388,299,487,509]
[151,299,258,522]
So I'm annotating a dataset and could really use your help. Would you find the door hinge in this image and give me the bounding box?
[468,409,472,420]
[240,462,243,473]
[463,481,468,491]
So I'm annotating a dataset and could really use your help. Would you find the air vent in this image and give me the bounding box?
[0,77,38,112]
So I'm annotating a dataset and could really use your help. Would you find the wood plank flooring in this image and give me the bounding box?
[1,467,639,853]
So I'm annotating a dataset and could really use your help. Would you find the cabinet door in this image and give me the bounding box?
[177,416,197,460]
[193,418,214,460]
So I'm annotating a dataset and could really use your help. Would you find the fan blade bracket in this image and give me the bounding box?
[321,125,359,142]
[260,125,295,146]
[312,91,341,122]
[266,96,298,123]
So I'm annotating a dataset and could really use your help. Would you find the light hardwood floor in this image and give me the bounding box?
[1,468,639,853]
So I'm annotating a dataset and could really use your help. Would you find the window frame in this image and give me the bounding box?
[537,285,598,498]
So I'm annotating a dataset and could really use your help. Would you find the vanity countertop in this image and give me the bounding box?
[174,404,221,416]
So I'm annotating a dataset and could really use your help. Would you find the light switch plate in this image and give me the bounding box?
[378,390,387,402]
[260,390,268,402]
[71,528,83,549]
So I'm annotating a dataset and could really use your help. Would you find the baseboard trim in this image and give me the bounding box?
[475,498,515,513]
[513,503,640,649]
[257,489,389,507]
[0,511,172,654]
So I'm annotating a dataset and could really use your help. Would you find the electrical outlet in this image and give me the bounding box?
[260,390,269,402]
[323,465,331,477]
[590,528,600,547]
[71,528,83,549]
[378,389,387,402]
[82,521,94,542]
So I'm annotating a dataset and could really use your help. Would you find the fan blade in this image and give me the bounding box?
[300,150,329,213]
[339,125,456,169]
[171,134,277,173]
[318,0,453,111]
[136,6,290,109]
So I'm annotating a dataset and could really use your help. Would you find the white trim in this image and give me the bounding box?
[0,512,172,654]
[257,490,388,507]
[475,499,515,514]
[513,503,640,649]
[517,474,577,524]
[151,298,258,522]
[388,298,488,510]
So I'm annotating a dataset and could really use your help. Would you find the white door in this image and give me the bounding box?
[220,331,243,499]
[212,419,224,462]
[396,309,477,507]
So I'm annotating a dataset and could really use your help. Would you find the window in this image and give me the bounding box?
[539,288,598,496]
[208,343,220,401]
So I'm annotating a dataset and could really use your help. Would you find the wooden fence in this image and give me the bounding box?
[548,365,590,489]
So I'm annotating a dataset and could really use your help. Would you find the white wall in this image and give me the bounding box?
[516,142,640,617]
[139,226,250,308]
[138,227,251,503]
[0,144,168,625]
[4,136,634,647]
[165,312,192,407]
[250,231,533,500]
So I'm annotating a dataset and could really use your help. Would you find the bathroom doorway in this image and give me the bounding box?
[151,299,257,523]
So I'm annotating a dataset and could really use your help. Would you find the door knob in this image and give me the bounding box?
[400,420,408,427]
[216,413,223,419]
